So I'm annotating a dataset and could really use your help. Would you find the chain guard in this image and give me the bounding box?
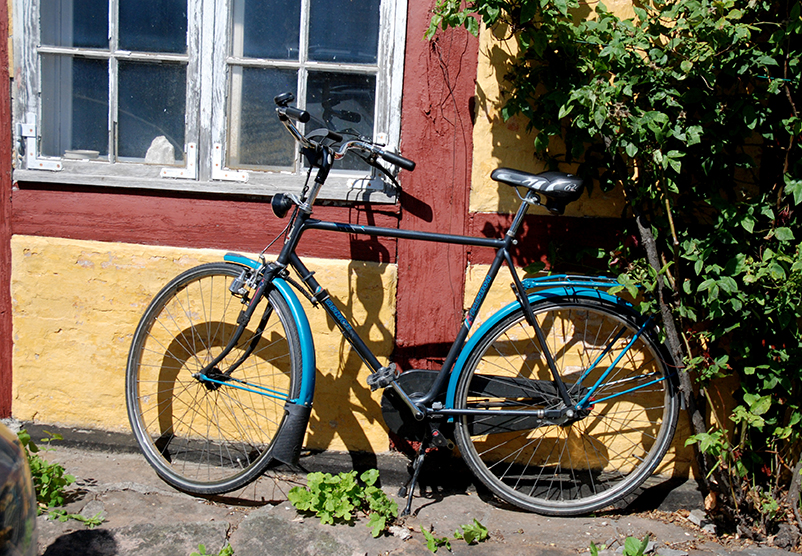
[381,369,440,442]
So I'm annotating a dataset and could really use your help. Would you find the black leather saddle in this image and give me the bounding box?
[491,168,584,214]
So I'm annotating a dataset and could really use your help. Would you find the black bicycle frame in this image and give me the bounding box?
[273,186,573,411]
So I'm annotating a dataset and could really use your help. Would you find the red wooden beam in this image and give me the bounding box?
[0,0,14,416]
[10,184,400,263]
[394,4,479,370]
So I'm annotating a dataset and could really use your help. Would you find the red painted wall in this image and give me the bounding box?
[0,0,13,416]
[10,185,400,263]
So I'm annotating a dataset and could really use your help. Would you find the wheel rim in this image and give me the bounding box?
[128,268,297,490]
[456,302,677,513]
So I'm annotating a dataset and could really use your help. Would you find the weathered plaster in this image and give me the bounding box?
[10,235,397,453]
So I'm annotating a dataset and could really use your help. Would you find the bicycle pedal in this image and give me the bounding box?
[367,363,398,391]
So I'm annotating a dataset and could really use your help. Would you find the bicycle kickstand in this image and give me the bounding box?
[398,439,429,517]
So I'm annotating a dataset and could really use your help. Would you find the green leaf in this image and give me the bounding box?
[368,513,386,538]
[622,535,650,556]
[465,16,479,36]
[697,279,716,292]
[455,519,489,544]
[534,132,550,152]
[741,216,757,233]
[360,468,379,486]
[786,177,802,206]
[750,395,772,416]
[422,527,451,553]
[774,227,795,242]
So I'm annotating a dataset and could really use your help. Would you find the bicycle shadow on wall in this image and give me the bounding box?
[139,322,295,473]
[304,237,395,472]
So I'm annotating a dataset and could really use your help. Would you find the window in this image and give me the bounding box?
[13,0,407,200]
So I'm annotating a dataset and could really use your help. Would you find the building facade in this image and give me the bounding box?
[0,0,686,472]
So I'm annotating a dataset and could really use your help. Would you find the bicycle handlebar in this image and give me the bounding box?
[273,92,415,173]
[282,106,310,123]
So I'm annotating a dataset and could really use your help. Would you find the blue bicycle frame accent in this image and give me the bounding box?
[445,284,632,409]
[198,375,293,401]
[223,253,317,407]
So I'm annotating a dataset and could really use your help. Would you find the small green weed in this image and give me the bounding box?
[591,536,649,556]
[47,509,105,529]
[454,519,489,545]
[287,469,398,537]
[422,520,489,553]
[421,527,451,553]
[190,543,234,556]
[17,429,75,514]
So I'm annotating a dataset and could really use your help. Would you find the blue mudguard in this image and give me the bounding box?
[223,253,316,407]
[445,283,632,409]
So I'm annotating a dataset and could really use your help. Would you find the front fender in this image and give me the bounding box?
[224,253,316,407]
[445,286,631,409]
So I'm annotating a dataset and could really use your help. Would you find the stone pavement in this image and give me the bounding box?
[12,422,798,556]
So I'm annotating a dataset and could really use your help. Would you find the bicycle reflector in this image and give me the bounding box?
[272,193,293,218]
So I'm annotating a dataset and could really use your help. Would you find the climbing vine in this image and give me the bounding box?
[430,0,802,542]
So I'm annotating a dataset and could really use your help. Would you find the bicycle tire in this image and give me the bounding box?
[453,296,679,515]
[126,262,302,495]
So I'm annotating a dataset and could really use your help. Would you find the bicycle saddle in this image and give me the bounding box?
[491,168,584,214]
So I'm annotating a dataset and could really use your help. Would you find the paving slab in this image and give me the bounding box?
[9,422,798,556]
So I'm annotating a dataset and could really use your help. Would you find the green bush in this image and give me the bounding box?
[429,0,802,537]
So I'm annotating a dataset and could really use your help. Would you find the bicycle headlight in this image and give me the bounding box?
[271,193,293,218]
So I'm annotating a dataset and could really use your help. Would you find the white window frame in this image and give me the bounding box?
[12,0,407,202]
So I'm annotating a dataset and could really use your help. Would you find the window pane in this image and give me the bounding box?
[40,55,109,157]
[308,0,379,64]
[119,0,187,53]
[232,0,300,60]
[41,0,109,48]
[228,68,296,168]
[118,61,186,162]
[307,72,375,170]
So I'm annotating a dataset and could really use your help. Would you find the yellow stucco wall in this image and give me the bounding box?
[10,235,396,453]
[470,1,637,217]
[463,264,695,477]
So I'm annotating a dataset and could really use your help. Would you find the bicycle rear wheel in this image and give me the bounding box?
[453,296,678,515]
[126,262,302,495]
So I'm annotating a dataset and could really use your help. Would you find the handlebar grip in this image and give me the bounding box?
[380,150,416,172]
[283,106,311,123]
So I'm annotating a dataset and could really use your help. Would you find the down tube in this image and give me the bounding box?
[288,253,384,373]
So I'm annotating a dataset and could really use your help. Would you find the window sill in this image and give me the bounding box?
[12,168,398,203]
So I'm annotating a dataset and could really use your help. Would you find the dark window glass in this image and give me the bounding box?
[308,0,380,64]
[229,68,297,168]
[118,61,187,162]
[239,0,301,60]
[41,0,109,48]
[307,72,375,170]
[41,55,109,157]
[119,0,188,53]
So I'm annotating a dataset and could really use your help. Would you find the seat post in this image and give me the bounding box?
[505,188,538,240]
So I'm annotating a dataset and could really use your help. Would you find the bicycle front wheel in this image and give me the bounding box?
[453,296,679,515]
[126,262,302,495]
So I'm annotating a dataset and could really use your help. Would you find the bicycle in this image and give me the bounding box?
[125,92,680,517]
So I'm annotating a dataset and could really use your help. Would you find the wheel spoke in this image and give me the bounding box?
[455,298,677,515]
[126,263,301,494]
